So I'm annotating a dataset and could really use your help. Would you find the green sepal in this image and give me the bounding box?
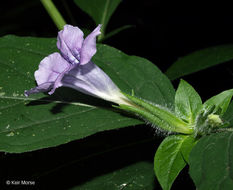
[117,93,193,134]
[116,104,170,131]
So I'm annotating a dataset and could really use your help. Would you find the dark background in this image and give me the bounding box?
[0,0,232,189]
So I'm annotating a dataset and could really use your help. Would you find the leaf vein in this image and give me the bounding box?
[0,101,24,110]
[0,107,96,134]
[0,46,51,56]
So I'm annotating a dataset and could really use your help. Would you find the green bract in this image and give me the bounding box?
[117,93,193,134]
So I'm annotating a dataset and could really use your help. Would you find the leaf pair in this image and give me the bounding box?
[154,80,199,190]
[154,79,233,190]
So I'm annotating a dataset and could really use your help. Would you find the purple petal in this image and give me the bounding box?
[48,64,74,95]
[57,25,84,64]
[80,25,101,65]
[25,53,70,96]
[24,82,53,97]
[35,53,69,85]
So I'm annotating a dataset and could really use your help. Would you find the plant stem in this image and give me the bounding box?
[40,0,66,30]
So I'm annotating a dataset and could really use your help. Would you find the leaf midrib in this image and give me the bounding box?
[0,106,96,134]
[0,95,95,107]
[166,136,187,189]
[100,0,110,27]
[0,45,52,57]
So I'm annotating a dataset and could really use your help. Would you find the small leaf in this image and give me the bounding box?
[73,0,121,40]
[166,45,233,80]
[154,135,195,190]
[189,131,233,190]
[175,80,202,124]
[70,161,155,190]
[203,89,233,116]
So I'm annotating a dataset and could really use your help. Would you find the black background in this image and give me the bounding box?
[0,0,232,189]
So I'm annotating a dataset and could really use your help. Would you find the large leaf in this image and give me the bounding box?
[189,132,233,190]
[154,135,195,190]
[175,80,202,124]
[0,35,175,153]
[74,0,121,39]
[166,45,233,80]
[70,161,155,190]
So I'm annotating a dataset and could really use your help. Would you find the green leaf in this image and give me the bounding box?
[94,45,175,108]
[189,132,233,190]
[70,161,155,190]
[154,135,195,190]
[0,35,175,153]
[166,45,233,80]
[203,89,233,116]
[73,0,121,40]
[175,80,202,124]
[180,136,197,163]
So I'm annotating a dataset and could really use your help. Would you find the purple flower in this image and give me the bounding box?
[25,25,130,105]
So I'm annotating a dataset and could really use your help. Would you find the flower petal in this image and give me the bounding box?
[24,53,70,96]
[24,82,53,97]
[57,25,84,64]
[80,25,101,65]
[35,52,69,86]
